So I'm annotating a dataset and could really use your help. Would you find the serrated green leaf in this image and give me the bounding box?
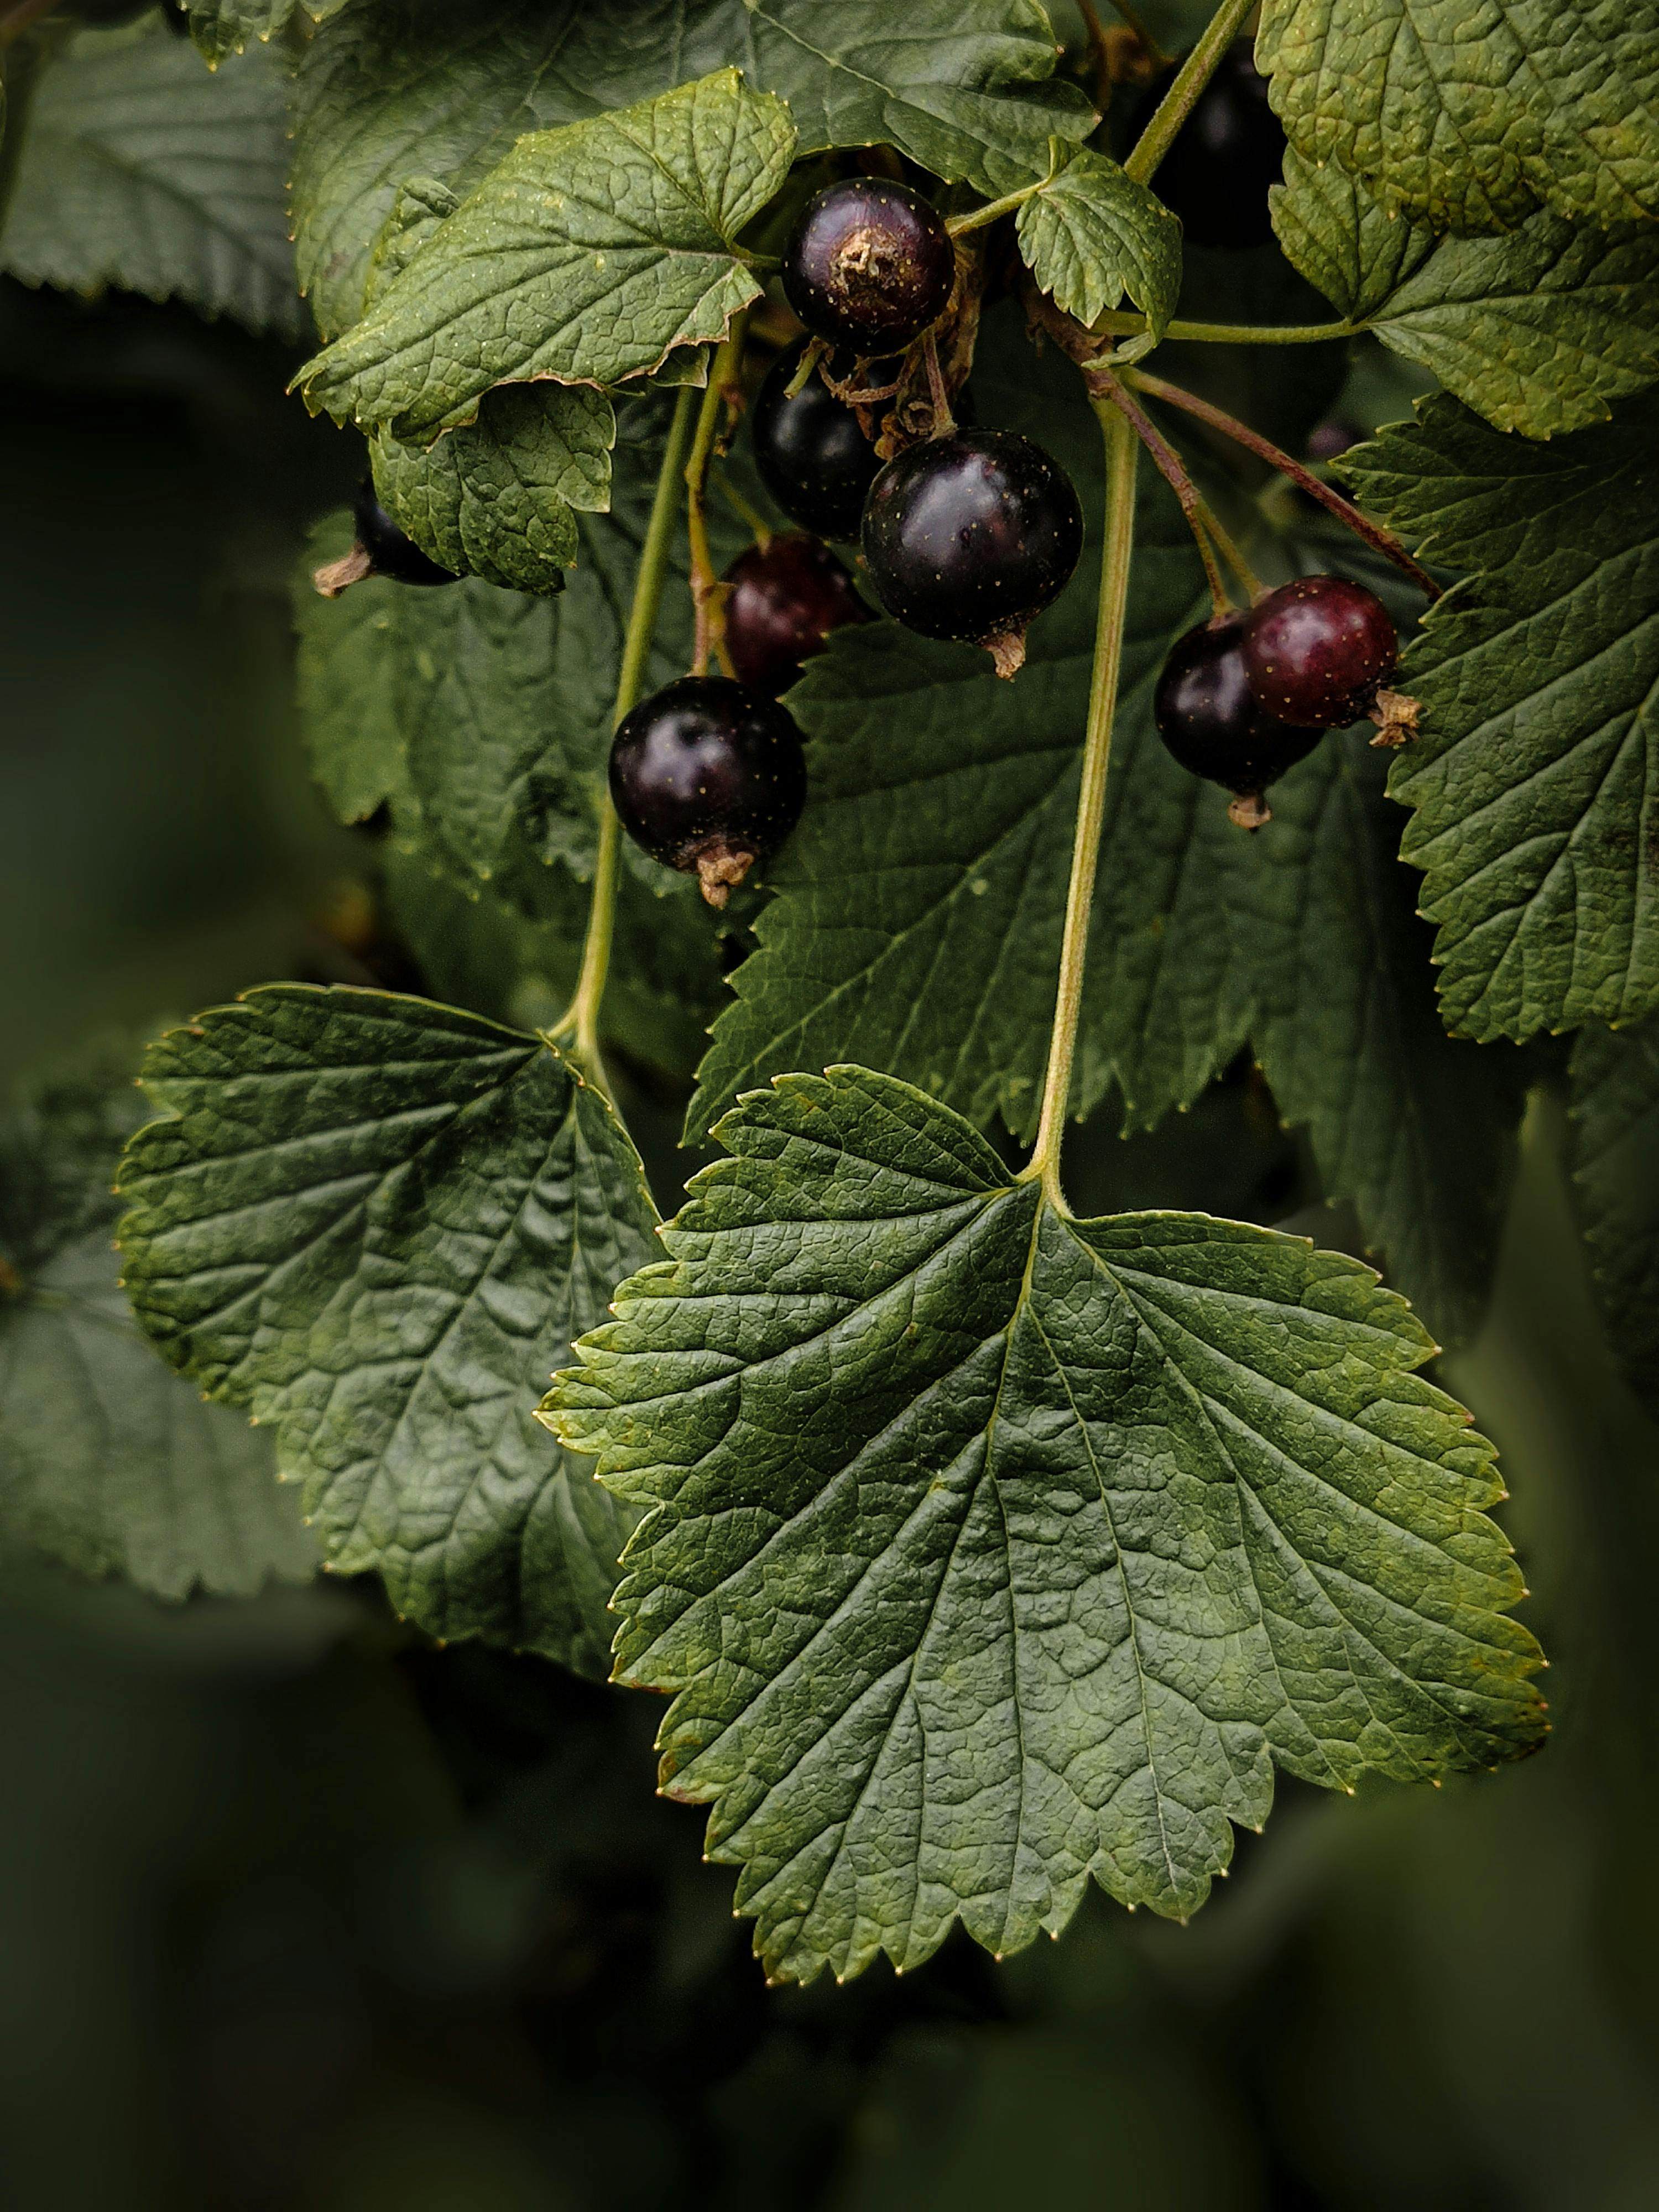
[1016,145,1182,336]
[1568,1018,1659,1417]
[1272,149,1659,440]
[1344,393,1659,1043]
[116,987,658,1674]
[291,0,1094,340]
[1256,0,1659,234]
[185,0,351,65]
[547,1064,1543,1984]
[0,1049,315,1601]
[0,19,306,340]
[296,70,794,442]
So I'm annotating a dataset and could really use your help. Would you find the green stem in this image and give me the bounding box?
[1019,403,1139,1210]
[550,383,698,1079]
[1091,368,1230,612]
[946,174,1050,238]
[1086,311,1357,347]
[1123,0,1258,185]
[685,320,745,677]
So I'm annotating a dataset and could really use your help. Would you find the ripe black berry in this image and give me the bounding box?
[609,676,806,906]
[723,533,870,696]
[352,478,458,587]
[1129,40,1286,250]
[860,427,1083,674]
[782,179,955,356]
[1155,612,1321,828]
[750,347,881,541]
[1243,576,1398,727]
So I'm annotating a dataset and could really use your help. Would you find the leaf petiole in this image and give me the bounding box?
[1122,0,1258,186]
[548,381,700,1080]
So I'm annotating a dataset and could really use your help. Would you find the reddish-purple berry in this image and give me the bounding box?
[723,533,870,696]
[1155,612,1321,828]
[1243,575,1398,727]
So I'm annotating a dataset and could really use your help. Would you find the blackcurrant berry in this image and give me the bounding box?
[1243,575,1397,727]
[609,675,806,906]
[352,478,458,587]
[860,427,1084,674]
[782,179,955,357]
[750,347,881,541]
[1129,40,1286,250]
[722,532,870,696]
[1155,612,1321,829]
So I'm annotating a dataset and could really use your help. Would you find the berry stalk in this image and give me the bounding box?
[685,317,748,679]
[1019,401,1139,1211]
[1090,369,1233,613]
[549,382,698,1078]
[1122,0,1259,186]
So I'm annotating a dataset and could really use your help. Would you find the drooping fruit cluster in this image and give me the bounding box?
[609,676,807,906]
[313,477,459,597]
[782,180,955,356]
[860,427,1084,676]
[1155,577,1406,826]
[722,533,870,696]
[750,346,881,541]
[1129,39,1286,250]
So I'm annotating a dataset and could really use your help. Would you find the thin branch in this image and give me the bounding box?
[1088,369,1232,614]
[685,319,747,678]
[1123,0,1258,185]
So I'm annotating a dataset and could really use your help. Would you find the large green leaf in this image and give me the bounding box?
[1344,394,1659,1043]
[1256,0,1659,234]
[547,1065,1544,1984]
[1568,1019,1659,1418]
[0,1050,314,1600]
[1272,150,1659,439]
[0,19,305,340]
[116,987,659,1674]
[184,0,352,64]
[296,70,794,442]
[290,0,1093,338]
[1016,147,1182,337]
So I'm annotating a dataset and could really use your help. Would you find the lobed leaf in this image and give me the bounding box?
[1344,394,1659,1042]
[1568,1018,1659,1418]
[1256,0,1659,234]
[117,987,659,1674]
[1015,145,1182,337]
[547,1066,1545,1984]
[295,69,795,442]
[0,19,306,340]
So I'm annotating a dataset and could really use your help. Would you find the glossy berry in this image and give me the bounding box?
[750,347,881,540]
[782,179,955,356]
[1155,612,1321,828]
[1129,40,1286,250]
[609,675,806,906]
[722,533,870,696]
[353,478,457,587]
[1243,575,1397,727]
[860,427,1084,665]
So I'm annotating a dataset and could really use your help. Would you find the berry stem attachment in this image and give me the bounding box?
[1019,401,1138,1211]
[548,383,698,1081]
[920,329,956,435]
[685,318,748,679]
[713,470,772,551]
[1089,369,1233,613]
[1125,368,1442,601]
[945,144,1062,240]
[1123,0,1258,185]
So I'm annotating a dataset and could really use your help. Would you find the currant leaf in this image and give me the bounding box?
[1273,149,1659,440]
[290,0,1094,340]
[0,1048,315,1601]
[0,18,305,341]
[1344,393,1659,1042]
[1256,0,1659,234]
[546,1065,1545,1984]
[1015,145,1182,338]
[182,0,351,64]
[116,987,659,1674]
[295,70,795,442]
[1568,1018,1659,1419]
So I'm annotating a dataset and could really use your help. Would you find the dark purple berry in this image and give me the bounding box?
[609,675,806,906]
[1129,40,1286,250]
[723,532,870,696]
[750,346,881,541]
[860,427,1083,671]
[353,478,458,587]
[1155,612,1321,828]
[782,179,955,356]
[1243,575,1397,727]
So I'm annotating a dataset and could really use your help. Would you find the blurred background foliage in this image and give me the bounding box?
[3,3,1659,2205]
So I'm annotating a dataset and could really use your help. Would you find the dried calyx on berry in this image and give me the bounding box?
[313,478,459,597]
[722,533,870,697]
[782,179,956,357]
[750,346,881,541]
[609,676,807,907]
[1243,575,1419,746]
[860,427,1084,677]
[1128,38,1286,250]
[1155,611,1321,830]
